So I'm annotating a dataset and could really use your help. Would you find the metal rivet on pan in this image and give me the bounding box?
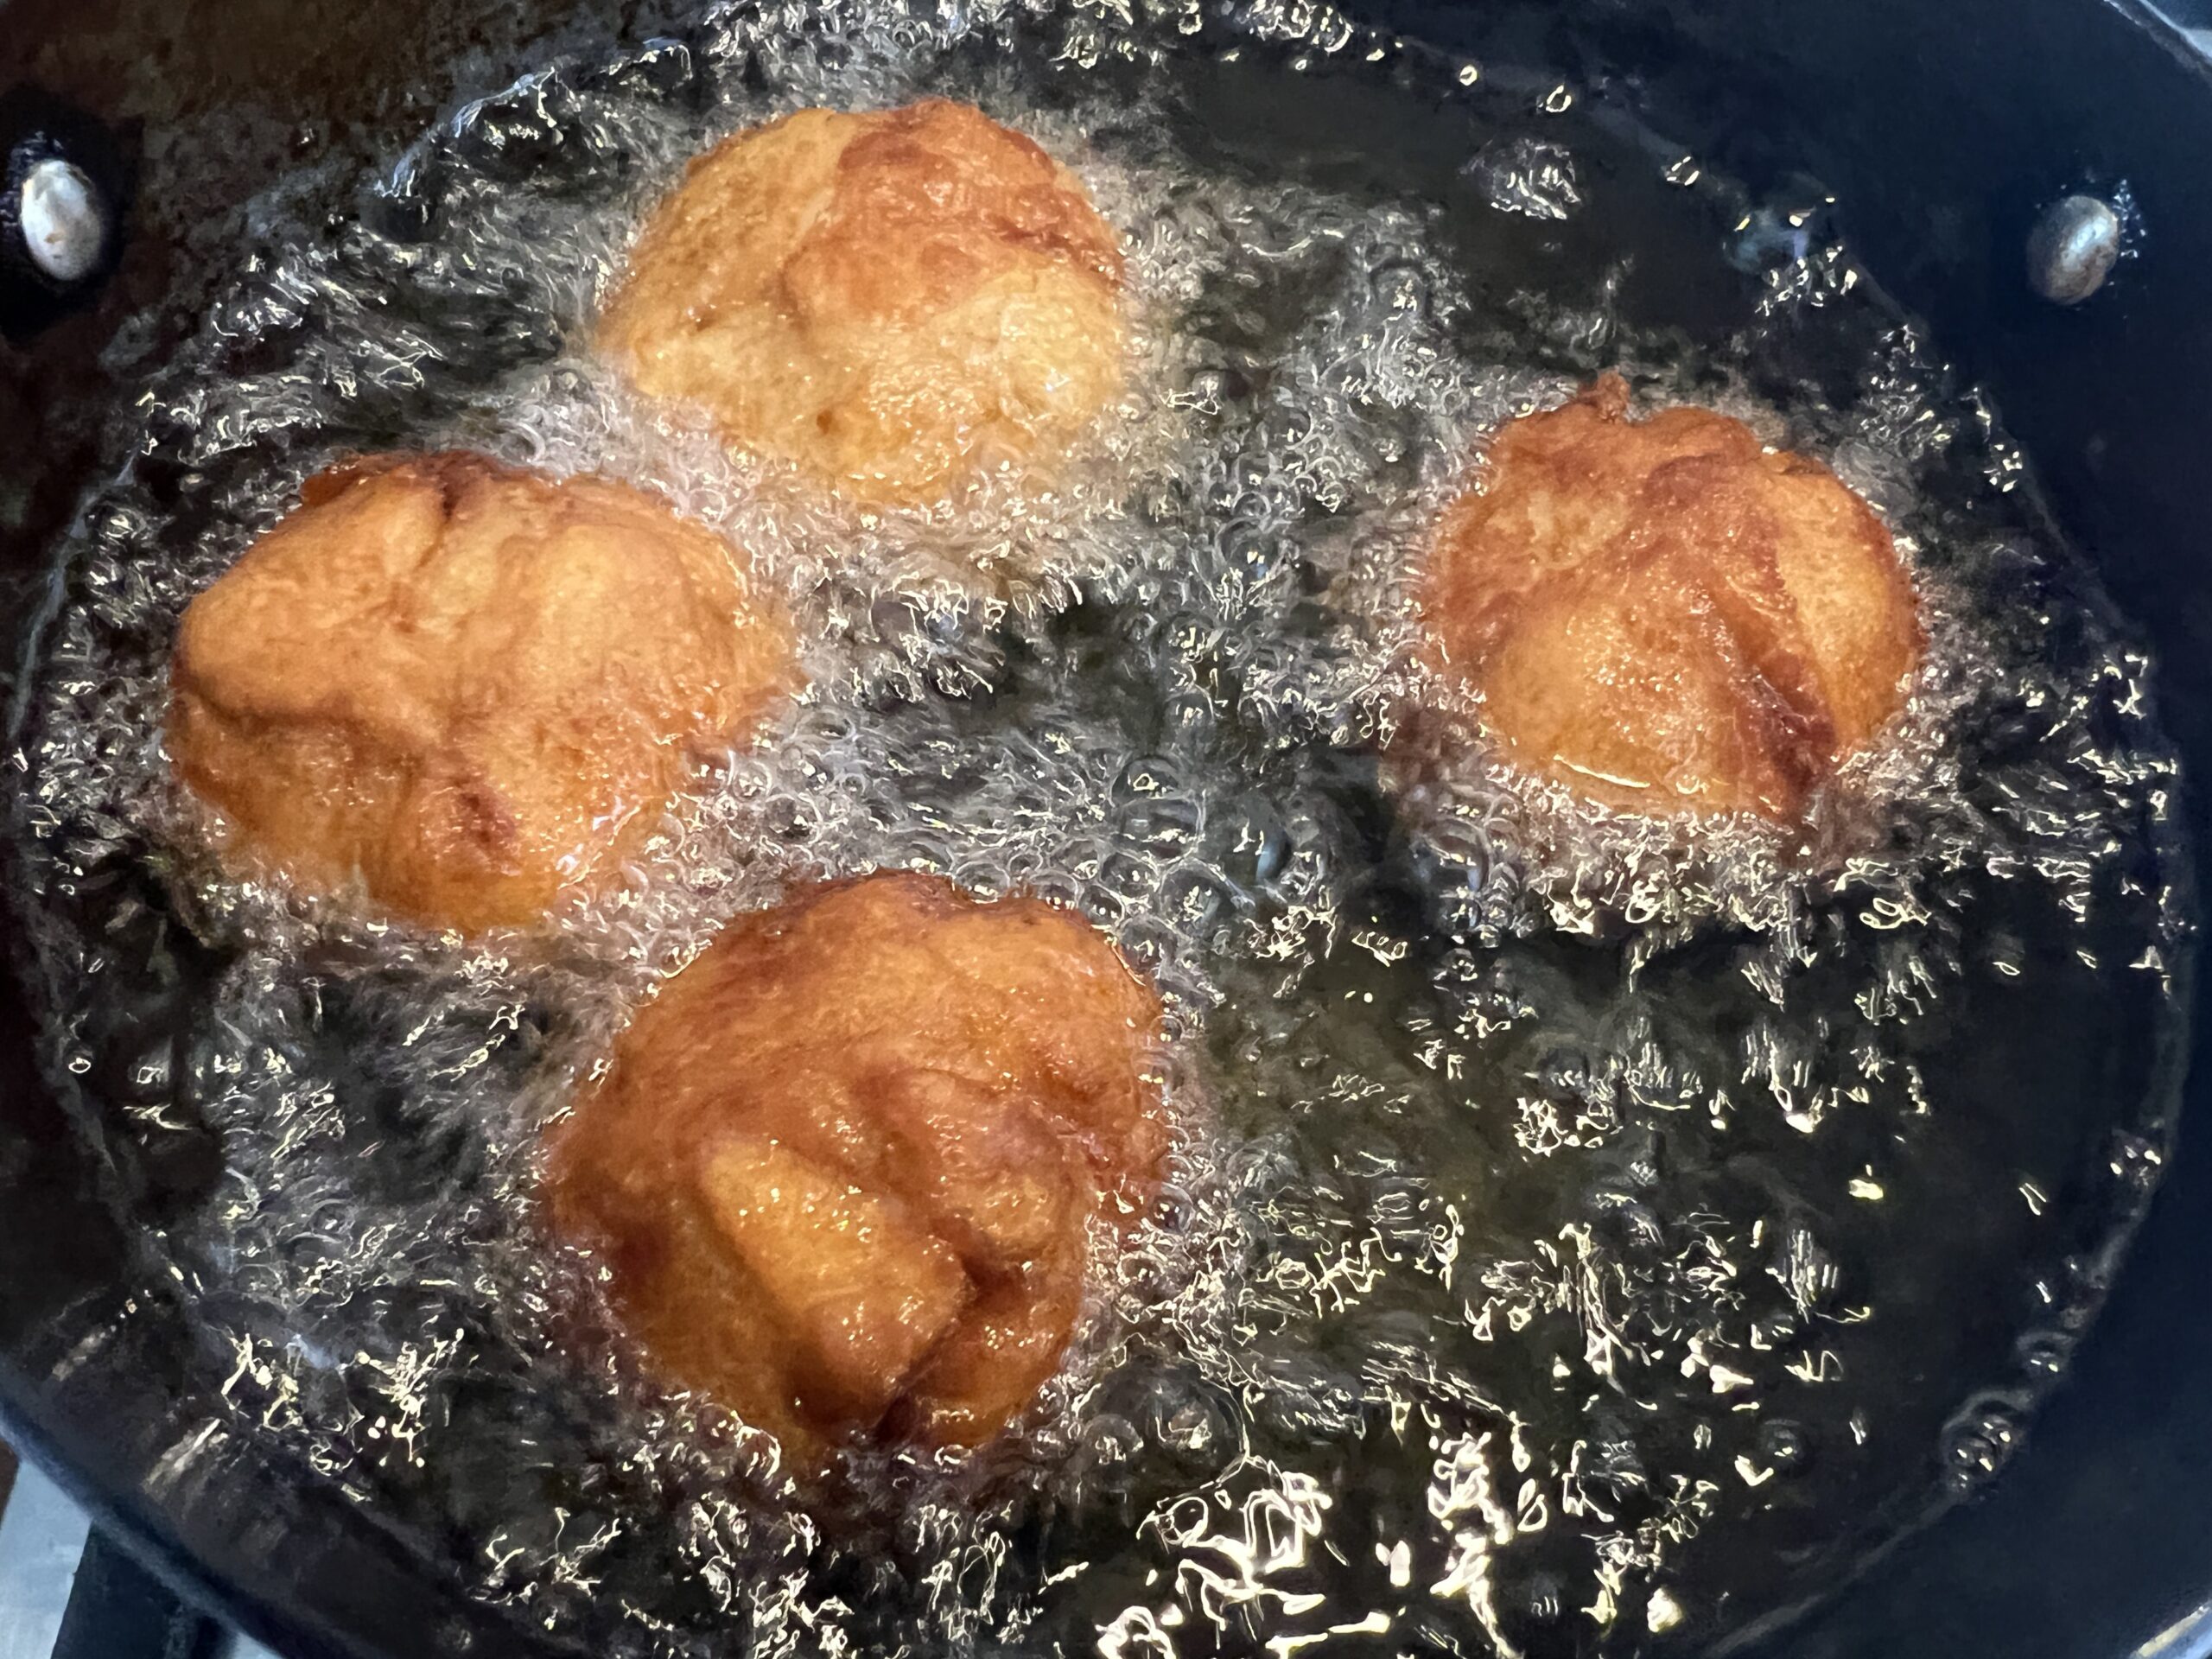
[17,157,108,285]
[2026,194,2122,306]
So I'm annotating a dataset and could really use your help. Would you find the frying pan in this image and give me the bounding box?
[3,0,2210,1654]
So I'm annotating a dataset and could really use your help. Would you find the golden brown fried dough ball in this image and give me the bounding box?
[168,452,798,933]
[599,98,1127,507]
[1422,375,1923,818]
[543,872,1166,1461]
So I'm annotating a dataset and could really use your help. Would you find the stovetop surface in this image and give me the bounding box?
[0,1448,279,1659]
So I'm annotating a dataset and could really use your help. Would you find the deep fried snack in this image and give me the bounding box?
[543,872,1166,1459]
[1422,375,1923,818]
[599,98,1126,507]
[168,452,798,932]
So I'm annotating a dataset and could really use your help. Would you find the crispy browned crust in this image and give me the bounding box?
[599,98,1127,507]
[543,871,1166,1462]
[168,451,800,931]
[1422,374,1924,818]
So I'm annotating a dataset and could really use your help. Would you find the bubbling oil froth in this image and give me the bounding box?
[3,1,2194,1656]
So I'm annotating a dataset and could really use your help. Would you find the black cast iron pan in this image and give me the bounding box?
[3,1,2209,1654]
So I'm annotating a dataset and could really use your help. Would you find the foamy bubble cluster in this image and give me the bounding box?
[3,1,2191,1656]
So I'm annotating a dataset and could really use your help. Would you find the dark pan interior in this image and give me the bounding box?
[3,1,2210,1655]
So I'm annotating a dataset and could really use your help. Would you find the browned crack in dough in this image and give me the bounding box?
[1422,374,1924,818]
[168,451,800,932]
